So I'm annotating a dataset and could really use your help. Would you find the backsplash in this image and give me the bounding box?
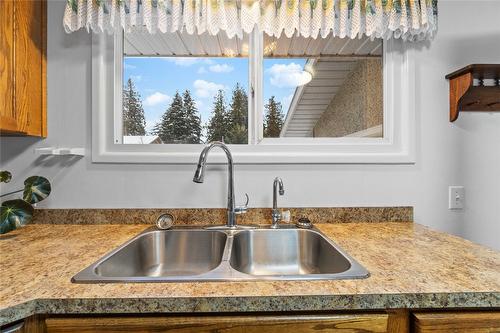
[32,207,412,225]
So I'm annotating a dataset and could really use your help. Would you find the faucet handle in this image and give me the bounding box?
[235,193,249,214]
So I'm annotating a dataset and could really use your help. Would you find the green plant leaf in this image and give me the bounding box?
[23,176,51,204]
[0,171,12,183]
[0,199,34,234]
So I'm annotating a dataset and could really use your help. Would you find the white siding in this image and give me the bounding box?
[281,60,358,137]
[124,32,381,57]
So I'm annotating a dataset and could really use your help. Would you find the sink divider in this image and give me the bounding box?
[221,234,233,262]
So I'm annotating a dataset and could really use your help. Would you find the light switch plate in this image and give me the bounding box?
[449,186,465,210]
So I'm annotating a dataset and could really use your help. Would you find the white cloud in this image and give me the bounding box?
[209,63,234,73]
[197,66,207,74]
[144,92,171,106]
[266,63,311,88]
[124,63,136,70]
[193,80,226,98]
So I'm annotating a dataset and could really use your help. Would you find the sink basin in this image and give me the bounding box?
[229,229,352,276]
[73,229,227,282]
[72,226,368,283]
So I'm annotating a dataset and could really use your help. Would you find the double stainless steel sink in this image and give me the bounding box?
[72,226,369,282]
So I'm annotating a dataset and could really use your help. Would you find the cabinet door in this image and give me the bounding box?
[13,0,46,136]
[413,312,500,333]
[0,0,46,136]
[45,314,390,333]
[0,0,19,133]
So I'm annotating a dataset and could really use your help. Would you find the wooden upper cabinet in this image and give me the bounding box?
[0,0,16,132]
[0,0,47,137]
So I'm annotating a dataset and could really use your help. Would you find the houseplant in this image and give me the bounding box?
[0,170,51,234]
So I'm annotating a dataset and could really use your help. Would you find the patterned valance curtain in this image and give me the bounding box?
[64,0,438,41]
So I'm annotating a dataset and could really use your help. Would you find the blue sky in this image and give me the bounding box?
[124,56,307,133]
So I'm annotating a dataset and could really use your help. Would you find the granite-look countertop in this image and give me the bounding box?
[1,223,499,325]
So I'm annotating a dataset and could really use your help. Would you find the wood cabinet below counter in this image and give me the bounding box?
[11,311,500,333]
[44,314,393,333]
[413,312,500,333]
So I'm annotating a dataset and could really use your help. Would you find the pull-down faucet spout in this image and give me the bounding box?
[193,141,248,229]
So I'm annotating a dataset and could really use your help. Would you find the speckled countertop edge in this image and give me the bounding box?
[2,293,499,325]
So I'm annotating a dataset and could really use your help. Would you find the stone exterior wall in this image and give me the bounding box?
[313,58,383,137]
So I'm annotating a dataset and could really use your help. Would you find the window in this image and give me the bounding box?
[261,34,384,141]
[122,56,249,144]
[120,31,251,145]
[262,57,308,139]
[92,30,415,163]
[262,57,383,139]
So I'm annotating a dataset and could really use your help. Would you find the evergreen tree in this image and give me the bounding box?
[227,124,247,144]
[226,83,248,144]
[263,96,284,138]
[122,78,146,136]
[152,92,186,143]
[182,90,202,144]
[206,90,228,142]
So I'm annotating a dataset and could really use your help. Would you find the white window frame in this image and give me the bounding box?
[92,30,415,164]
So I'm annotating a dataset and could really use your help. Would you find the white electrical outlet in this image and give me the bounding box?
[449,186,465,210]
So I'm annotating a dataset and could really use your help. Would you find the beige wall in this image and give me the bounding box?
[313,58,383,137]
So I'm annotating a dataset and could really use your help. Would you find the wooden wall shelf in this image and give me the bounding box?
[445,64,500,122]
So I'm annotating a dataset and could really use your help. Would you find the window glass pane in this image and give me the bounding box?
[262,58,307,138]
[263,34,383,138]
[122,32,249,144]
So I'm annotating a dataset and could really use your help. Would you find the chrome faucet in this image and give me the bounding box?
[193,141,248,229]
[271,177,287,229]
